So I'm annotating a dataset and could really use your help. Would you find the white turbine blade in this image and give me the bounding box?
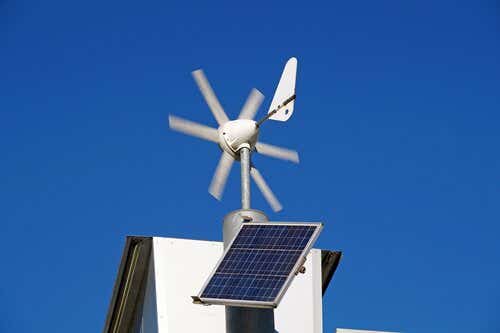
[192,69,230,126]
[238,88,264,120]
[250,166,283,212]
[168,115,219,143]
[255,142,300,163]
[209,152,234,200]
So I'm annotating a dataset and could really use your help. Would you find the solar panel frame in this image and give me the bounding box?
[196,222,323,308]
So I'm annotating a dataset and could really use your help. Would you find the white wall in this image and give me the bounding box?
[147,237,323,333]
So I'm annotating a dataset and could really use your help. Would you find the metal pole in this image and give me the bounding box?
[240,147,251,210]
[223,209,275,333]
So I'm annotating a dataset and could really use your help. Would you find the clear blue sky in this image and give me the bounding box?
[1,0,499,332]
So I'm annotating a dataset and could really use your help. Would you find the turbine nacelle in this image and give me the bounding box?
[218,119,259,158]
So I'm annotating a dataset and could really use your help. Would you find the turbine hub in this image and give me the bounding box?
[218,119,259,158]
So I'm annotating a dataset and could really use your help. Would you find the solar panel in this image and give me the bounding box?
[195,222,323,308]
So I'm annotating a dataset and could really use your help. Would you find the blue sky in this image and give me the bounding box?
[1,0,499,332]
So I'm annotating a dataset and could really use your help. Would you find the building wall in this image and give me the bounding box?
[139,237,323,333]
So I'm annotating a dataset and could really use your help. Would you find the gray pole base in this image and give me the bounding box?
[226,307,275,333]
[223,209,276,333]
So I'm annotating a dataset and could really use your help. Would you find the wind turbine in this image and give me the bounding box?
[169,57,299,212]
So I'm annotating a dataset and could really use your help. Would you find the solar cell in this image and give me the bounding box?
[196,222,322,308]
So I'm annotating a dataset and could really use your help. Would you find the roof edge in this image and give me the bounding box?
[102,236,152,333]
[321,250,342,295]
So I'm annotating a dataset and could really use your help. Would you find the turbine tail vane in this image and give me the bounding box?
[265,57,297,123]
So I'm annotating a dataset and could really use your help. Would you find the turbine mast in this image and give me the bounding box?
[240,146,251,209]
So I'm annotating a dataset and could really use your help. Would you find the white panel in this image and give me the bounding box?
[152,237,224,333]
[150,237,323,333]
